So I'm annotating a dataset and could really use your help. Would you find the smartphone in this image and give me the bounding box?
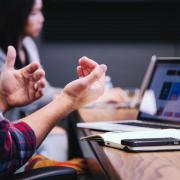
[121,137,180,147]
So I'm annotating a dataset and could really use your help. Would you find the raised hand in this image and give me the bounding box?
[62,57,107,109]
[20,57,106,147]
[0,46,45,111]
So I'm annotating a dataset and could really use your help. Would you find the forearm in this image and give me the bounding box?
[20,93,74,147]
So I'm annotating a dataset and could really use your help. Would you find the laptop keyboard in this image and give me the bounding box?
[120,122,180,129]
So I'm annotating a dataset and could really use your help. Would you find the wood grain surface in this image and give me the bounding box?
[78,88,180,180]
[79,108,138,122]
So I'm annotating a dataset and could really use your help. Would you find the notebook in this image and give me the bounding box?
[80,129,180,152]
[77,55,180,132]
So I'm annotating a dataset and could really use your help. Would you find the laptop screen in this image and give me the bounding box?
[140,60,180,123]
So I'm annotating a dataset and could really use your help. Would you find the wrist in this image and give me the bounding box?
[0,93,9,113]
[54,91,76,112]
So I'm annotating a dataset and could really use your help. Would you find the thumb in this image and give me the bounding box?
[83,64,107,85]
[5,46,16,68]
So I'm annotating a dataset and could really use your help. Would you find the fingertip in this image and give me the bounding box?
[27,63,39,74]
[34,70,45,81]
[80,56,88,60]
[39,68,45,78]
[8,45,16,53]
[38,79,46,88]
[79,56,87,64]
[39,88,44,96]
[8,46,16,57]
[27,64,44,79]
[77,66,81,70]
[77,66,80,74]
[35,89,44,99]
[6,45,16,67]
[79,57,98,69]
[33,62,40,68]
[99,64,107,72]
[32,63,40,70]
[77,66,84,77]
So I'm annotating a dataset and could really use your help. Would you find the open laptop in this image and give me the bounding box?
[77,55,180,132]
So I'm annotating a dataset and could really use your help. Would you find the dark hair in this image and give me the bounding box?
[0,0,34,68]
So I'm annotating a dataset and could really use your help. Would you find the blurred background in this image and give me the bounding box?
[36,0,180,88]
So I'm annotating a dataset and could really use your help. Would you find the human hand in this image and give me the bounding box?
[0,46,46,112]
[61,57,107,110]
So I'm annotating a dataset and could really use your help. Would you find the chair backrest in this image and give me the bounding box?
[8,166,77,180]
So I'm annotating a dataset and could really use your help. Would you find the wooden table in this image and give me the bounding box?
[77,107,180,180]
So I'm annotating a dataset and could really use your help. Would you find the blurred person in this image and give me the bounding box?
[0,0,69,161]
[0,0,125,160]
[0,0,53,122]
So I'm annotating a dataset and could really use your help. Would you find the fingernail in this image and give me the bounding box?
[100,64,107,72]
[80,56,88,60]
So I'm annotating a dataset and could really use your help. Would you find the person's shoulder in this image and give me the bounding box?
[23,36,40,62]
[23,36,37,50]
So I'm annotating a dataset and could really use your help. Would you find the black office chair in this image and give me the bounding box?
[6,166,77,180]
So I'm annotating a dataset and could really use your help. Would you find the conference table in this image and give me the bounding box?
[77,90,180,180]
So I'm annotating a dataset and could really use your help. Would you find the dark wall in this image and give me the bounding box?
[37,40,177,88]
[36,1,180,88]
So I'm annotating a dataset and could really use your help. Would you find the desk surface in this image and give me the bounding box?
[78,107,180,180]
